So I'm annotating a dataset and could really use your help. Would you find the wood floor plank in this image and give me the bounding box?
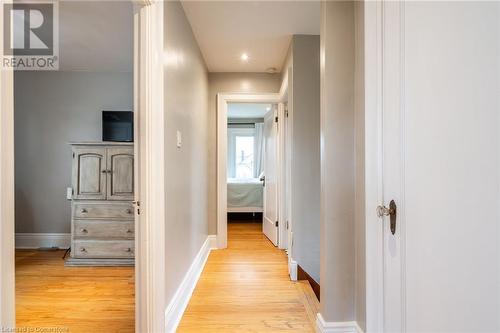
[178,223,318,332]
[15,250,134,333]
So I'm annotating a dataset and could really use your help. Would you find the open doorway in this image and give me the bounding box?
[226,102,276,244]
[216,93,288,250]
[13,2,136,331]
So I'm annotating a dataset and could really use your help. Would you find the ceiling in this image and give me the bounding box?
[58,1,133,72]
[181,1,320,73]
[228,103,272,118]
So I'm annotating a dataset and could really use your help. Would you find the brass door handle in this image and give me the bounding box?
[377,200,397,235]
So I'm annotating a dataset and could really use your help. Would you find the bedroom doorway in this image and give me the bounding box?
[226,102,278,245]
[216,93,284,249]
[0,1,166,331]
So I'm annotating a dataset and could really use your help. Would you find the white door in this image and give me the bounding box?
[263,106,278,246]
[372,2,499,332]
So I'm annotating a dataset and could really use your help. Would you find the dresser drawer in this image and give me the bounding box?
[74,220,134,239]
[72,240,134,259]
[73,202,134,219]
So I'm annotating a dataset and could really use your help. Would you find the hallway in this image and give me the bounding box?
[178,223,319,332]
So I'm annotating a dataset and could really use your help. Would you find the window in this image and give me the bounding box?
[227,127,255,179]
[235,135,254,179]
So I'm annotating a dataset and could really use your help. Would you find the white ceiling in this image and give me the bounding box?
[228,103,272,118]
[59,1,133,72]
[181,1,320,73]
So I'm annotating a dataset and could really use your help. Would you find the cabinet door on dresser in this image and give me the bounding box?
[107,147,134,201]
[72,147,107,200]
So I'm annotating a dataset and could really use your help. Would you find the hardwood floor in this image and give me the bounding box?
[15,250,134,333]
[178,223,319,332]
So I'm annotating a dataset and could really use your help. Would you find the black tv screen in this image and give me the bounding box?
[102,111,134,142]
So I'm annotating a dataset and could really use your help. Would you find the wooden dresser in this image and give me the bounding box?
[65,142,135,266]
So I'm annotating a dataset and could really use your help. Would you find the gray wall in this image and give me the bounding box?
[14,71,133,234]
[319,0,357,324]
[163,1,210,304]
[286,35,321,283]
[207,73,282,234]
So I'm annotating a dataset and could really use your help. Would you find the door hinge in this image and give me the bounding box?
[286,220,289,230]
[275,221,279,227]
[72,152,75,158]
[275,116,279,123]
[133,201,141,215]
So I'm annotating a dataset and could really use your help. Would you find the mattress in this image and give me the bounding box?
[227,178,263,212]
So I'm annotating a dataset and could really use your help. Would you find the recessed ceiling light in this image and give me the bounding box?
[241,53,249,62]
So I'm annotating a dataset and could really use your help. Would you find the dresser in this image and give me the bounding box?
[65,142,135,266]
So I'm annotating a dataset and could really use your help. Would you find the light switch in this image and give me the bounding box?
[176,130,182,148]
[66,187,73,200]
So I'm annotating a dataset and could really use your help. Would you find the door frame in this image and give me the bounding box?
[216,93,281,249]
[277,75,289,252]
[0,0,15,326]
[0,1,167,331]
[364,1,407,331]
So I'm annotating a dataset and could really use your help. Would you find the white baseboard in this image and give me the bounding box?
[15,233,71,249]
[164,235,217,333]
[289,258,298,281]
[316,313,363,333]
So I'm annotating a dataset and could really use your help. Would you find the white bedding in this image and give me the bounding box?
[227,178,263,212]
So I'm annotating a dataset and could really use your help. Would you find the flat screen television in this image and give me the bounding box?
[102,111,134,142]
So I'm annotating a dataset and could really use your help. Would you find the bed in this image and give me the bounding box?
[227,178,263,212]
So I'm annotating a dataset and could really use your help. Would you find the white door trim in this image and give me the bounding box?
[276,102,287,250]
[216,93,281,249]
[276,66,289,251]
[134,1,166,332]
[364,2,384,330]
[0,0,15,325]
[364,1,407,331]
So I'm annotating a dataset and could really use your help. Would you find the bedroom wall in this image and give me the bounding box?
[319,0,357,324]
[14,71,133,234]
[163,0,210,306]
[285,35,321,283]
[207,73,282,234]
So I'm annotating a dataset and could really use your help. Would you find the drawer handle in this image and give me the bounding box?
[80,247,87,252]
[126,229,133,233]
[126,209,133,214]
[80,228,88,233]
[80,208,88,213]
[125,248,132,253]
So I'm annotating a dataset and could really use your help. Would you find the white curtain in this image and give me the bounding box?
[254,123,264,178]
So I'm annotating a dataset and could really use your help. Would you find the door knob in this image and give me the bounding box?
[377,200,397,235]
